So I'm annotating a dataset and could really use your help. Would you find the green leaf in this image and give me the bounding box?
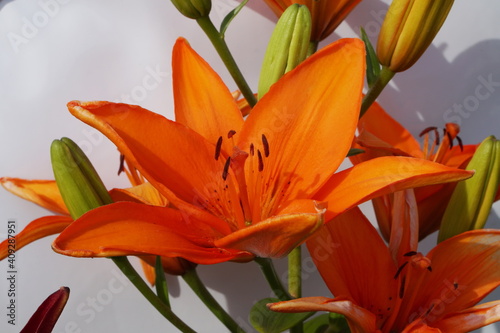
[220,0,249,38]
[304,313,351,333]
[250,298,314,333]
[360,27,380,88]
[304,314,329,333]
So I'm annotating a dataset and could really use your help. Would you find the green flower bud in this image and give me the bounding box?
[438,136,500,242]
[51,137,112,219]
[170,0,211,19]
[377,0,454,72]
[258,4,312,98]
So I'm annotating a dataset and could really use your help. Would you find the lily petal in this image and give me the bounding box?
[0,215,73,260]
[214,208,323,258]
[172,38,244,154]
[238,38,365,219]
[109,182,168,206]
[358,101,422,158]
[268,296,377,333]
[398,230,500,324]
[68,100,239,235]
[315,156,474,220]
[52,202,251,264]
[1,178,68,215]
[306,207,397,322]
[433,300,500,332]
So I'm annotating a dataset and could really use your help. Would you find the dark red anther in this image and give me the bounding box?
[262,134,270,157]
[394,261,408,279]
[445,129,454,149]
[222,157,231,181]
[403,251,417,257]
[456,135,464,152]
[419,126,440,145]
[215,136,223,160]
[118,154,125,175]
[399,275,406,299]
[257,150,264,172]
[228,130,236,139]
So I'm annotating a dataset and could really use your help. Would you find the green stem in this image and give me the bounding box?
[288,246,303,333]
[360,66,396,118]
[288,246,301,298]
[111,257,196,333]
[182,268,246,333]
[255,257,291,301]
[154,256,170,307]
[196,16,257,108]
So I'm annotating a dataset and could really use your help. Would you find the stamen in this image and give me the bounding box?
[222,157,231,181]
[227,130,236,139]
[399,275,406,299]
[394,261,408,279]
[456,135,464,151]
[118,154,125,175]
[262,134,270,157]
[445,129,454,149]
[419,126,440,145]
[215,136,223,161]
[424,303,435,316]
[403,251,417,257]
[257,150,264,172]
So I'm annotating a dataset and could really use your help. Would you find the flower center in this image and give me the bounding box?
[419,123,463,163]
[214,131,270,226]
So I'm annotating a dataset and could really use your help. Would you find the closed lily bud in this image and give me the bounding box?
[377,0,454,72]
[438,136,500,242]
[170,0,211,19]
[51,137,112,219]
[258,4,311,98]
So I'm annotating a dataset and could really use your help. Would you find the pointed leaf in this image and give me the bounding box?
[360,27,380,88]
[220,0,249,38]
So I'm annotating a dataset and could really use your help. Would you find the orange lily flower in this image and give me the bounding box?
[0,163,189,280]
[351,102,482,240]
[262,0,363,42]
[269,205,500,332]
[51,38,472,265]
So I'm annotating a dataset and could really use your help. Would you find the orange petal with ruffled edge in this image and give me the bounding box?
[214,202,323,258]
[1,178,68,215]
[0,215,72,260]
[432,301,500,332]
[172,38,244,155]
[52,202,252,265]
[315,156,473,221]
[306,207,397,321]
[268,297,377,333]
[68,101,240,235]
[394,230,500,326]
[238,38,365,220]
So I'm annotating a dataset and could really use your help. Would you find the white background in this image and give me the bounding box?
[0,0,499,332]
